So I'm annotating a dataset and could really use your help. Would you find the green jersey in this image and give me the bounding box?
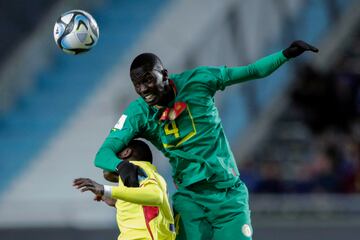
[95,51,288,188]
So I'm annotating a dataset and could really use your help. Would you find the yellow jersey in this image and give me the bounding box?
[109,161,176,240]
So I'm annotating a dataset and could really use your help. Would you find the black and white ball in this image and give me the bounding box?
[53,10,99,54]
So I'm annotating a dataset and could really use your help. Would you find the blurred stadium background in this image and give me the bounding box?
[0,0,359,239]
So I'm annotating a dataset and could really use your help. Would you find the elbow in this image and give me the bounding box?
[94,160,101,169]
[94,150,102,168]
[94,148,111,169]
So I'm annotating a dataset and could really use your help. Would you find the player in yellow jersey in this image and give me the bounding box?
[73,139,176,240]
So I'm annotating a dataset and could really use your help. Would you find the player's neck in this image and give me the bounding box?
[157,82,176,107]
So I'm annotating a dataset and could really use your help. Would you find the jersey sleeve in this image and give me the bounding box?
[94,100,147,172]
[110,177,163,206]
[188,51,288,96]
[222,51,288,87]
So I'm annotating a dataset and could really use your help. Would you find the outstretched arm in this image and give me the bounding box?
[223,40,318,86]
[106,182,163,206]
[73,178,163,206]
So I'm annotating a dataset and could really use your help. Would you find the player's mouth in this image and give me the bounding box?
[143,94,158,104]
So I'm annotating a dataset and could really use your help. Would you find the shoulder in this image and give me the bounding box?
[130,161,157,184]
[171,66,226,82]
[124,98,149,116]
[129,97,148,110]
[170,66,213,77]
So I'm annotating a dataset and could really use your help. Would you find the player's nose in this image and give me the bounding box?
[139,83,149,93]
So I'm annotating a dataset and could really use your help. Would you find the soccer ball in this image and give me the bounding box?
[53,10,99,54]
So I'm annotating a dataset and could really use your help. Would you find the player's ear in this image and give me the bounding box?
[120,148,133,159]
[162,69,168,82]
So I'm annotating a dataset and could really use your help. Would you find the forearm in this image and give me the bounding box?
[94,137,124,172]
[102,196,117,207]
[225,51,288,86]
[108,184,163,206]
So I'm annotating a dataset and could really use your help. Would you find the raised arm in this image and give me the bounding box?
[225,51,288,86]
[223,40,318,87]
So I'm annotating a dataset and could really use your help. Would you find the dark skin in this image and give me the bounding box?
[103,170,119,183]
[73,147,136,205]
[130,64,174,107]
[73,172,117,206]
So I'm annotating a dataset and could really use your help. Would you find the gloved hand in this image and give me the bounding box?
[282,40,319,58]
[116,160,146,187]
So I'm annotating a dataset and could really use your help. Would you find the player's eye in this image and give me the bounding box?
[144,76,153,84]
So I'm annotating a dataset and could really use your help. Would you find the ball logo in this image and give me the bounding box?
[241,224,252,238]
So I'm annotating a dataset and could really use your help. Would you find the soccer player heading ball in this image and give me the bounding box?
[95,40,318,239]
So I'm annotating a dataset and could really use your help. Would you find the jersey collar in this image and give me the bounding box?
[153,79,177,109]
[152,80,187,121]
[130,160,157,171]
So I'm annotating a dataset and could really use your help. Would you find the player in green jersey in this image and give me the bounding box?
[94,40,318,239]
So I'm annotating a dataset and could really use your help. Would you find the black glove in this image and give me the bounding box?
[115,161,146,187]
[282,40,319,58]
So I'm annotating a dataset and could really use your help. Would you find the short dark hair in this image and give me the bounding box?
[127,139,153,163]
[130,53,163,72]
